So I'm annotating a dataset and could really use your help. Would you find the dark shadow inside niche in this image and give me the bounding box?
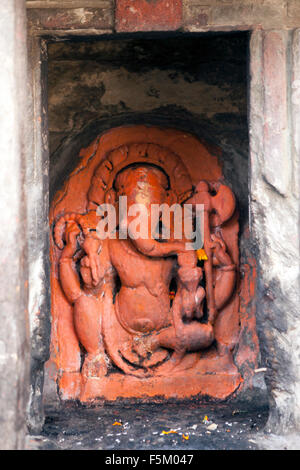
[48,31,249,235]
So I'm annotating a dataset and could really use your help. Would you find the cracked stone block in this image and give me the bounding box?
[115,0,183,32]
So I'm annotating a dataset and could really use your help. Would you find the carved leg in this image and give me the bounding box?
[194,286,206,320]
[73,295,108,377]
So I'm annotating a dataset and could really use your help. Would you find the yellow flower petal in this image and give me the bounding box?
[197,249,208,261]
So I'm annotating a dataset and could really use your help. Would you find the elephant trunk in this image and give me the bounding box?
[126,213,185,258]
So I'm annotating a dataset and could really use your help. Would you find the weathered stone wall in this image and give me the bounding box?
[26,0,300,34]
[0,0,30,450]
[25,0,300,438]
[26,36,51,434]
[249,30,300,435]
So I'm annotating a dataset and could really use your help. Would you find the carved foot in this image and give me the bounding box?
[216,342,237,371]
[81,352,108,378]
[132,334,158,358]
[166,349,186,370]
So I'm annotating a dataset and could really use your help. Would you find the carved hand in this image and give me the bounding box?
[82,236,103,287]
[210,234,232,267]
[61,221,81,258]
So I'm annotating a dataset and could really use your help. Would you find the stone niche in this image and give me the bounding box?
[46,33,266,405]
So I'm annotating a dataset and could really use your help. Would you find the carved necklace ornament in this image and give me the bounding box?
[50,126,242,402]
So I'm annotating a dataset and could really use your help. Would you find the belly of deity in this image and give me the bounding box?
[116,285,171,334]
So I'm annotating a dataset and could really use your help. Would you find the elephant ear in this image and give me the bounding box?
[210,184,236,226]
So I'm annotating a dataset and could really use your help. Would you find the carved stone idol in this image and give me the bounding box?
[49,126,244,402]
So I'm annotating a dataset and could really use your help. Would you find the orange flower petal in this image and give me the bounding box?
[197,249,208,261]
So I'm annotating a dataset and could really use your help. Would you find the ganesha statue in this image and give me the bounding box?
[49,126,242,402]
